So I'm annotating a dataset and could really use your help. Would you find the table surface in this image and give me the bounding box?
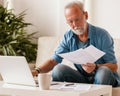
[0,81,112,96]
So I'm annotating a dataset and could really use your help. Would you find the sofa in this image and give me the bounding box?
[35,36,120,96]
[0,36,119,96]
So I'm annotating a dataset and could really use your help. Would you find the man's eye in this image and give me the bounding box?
[68,21,73,24]
[75,19,79,22]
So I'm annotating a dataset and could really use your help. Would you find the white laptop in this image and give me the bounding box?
[0,56,37,87]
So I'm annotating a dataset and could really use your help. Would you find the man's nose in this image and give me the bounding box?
[73,21,77,26]
[72,21,78,28]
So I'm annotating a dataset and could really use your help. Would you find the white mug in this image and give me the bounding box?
[38,73,51,90]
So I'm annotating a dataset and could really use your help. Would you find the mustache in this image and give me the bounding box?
[74,27,80,30]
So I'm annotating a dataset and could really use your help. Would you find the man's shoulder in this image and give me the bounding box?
[89,23,110,37]
[89,24,108,34]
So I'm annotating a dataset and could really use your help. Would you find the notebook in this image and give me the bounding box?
[0,56,37,87]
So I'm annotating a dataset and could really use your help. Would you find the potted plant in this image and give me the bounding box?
[0,5,37,63]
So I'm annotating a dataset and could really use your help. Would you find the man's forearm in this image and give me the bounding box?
[38,59,58,73]
[97,63,118,72]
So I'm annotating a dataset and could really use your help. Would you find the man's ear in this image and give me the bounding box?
[84,11,88,20]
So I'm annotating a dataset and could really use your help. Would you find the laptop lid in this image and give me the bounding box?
[0,56,37,87]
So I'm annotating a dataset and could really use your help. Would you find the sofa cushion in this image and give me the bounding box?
[114,39,120,75]
[36,37,60,67]
[36,36,75,69]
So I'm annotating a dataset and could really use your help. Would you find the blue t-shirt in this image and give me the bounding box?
[52,23,117,73]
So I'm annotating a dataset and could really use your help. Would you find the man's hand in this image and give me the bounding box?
[32,70,38,77]
[81,63,96,73]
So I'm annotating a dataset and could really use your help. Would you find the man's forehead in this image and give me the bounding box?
[65,5,82,14]
[65,5,83,17]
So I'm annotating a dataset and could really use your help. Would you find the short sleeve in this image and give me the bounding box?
[101,32,117,64]
[52,34,70,63]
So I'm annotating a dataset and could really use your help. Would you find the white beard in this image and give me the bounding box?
[72,28,84,35]
[72,25,86,35]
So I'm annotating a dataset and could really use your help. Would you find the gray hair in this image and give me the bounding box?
[65,0,84,12]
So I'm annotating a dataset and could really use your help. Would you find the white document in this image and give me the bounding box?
[58,45,105,64]
[60,84,91,91]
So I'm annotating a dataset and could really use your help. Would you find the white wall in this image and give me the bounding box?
[9,0,85,38]
[8,0,120,39]
[89,0,120,39]
[10,0,60,37]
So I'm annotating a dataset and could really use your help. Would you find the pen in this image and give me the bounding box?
[51,83,59,85]
[65,83,74,86]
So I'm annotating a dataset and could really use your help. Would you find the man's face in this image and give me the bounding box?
[65,5,88,35]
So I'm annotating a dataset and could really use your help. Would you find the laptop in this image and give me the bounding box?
[0,56,37,87]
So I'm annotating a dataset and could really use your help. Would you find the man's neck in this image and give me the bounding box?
[77,32,88,42]
[77,24,88,42]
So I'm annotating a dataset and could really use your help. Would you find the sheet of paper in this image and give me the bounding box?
[60,84,91,91]
[83,45,105,60]
[74,85,91,91]
[58,45,105,64]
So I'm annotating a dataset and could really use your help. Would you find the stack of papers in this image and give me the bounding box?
[58,45,105,64]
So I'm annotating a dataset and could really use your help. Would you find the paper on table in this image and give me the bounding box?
[74,85,91,91]
[60,84,91,91]
[58,45,105,64]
